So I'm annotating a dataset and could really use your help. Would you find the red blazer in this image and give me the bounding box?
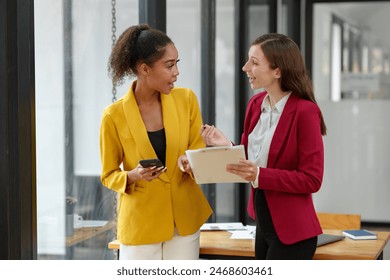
[244,91,324,245]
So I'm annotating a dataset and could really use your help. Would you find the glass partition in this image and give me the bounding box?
[167,0,201,98]
[314,2,390,101]
[35,0,138,260]
[312,2,390,223]
[215,0,236,221]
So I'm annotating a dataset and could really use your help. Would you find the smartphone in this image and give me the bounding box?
[139,158,164,168]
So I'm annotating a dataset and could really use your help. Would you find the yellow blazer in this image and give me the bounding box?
[100,81,212,245]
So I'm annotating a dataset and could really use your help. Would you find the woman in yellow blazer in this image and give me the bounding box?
[100,24,212,260]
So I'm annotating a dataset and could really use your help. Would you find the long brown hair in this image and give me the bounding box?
[252,33,327,135]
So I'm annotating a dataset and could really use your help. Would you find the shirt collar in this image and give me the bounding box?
[261,92,292,113]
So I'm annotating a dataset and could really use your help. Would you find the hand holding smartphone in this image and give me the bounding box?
[139,158,164,168]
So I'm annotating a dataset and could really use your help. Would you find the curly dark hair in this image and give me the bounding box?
[108,24,173,86]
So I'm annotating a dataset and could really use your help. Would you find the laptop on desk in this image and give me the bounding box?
[317,233,345,247]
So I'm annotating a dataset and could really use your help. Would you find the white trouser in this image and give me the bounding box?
[119,228,200,260]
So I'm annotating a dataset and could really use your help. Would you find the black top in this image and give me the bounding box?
[147,128,166,166]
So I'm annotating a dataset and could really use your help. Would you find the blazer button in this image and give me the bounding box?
[165,183,171,188]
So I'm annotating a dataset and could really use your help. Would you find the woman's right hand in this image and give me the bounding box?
[127,164,166,183]
[201,124,231,147]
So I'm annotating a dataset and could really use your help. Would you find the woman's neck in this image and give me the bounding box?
[133,80,160,106]
[266,89,287,107]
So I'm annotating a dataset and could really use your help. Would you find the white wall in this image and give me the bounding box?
[317,100,390,222]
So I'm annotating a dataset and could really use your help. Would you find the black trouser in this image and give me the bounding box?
[254,189,317,260]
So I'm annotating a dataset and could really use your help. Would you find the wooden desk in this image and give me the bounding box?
[66,220,115,247]
[108,229,390,260]
[66,220,115,259]
[314,230,389,260]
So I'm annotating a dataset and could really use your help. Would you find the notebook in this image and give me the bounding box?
[317,233,345,247]
[342,229,377,240]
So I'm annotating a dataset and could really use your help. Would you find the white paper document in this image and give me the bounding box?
[200,222,247,231]
[230,230,255,240]
[201,223,256,240]
[185,145,249,184]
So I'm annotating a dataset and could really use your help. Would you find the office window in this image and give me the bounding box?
[35,0,138,260]
[167,0,202,99]
[215,0,235,221]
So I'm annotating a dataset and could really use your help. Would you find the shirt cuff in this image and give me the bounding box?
[251,167,260,188]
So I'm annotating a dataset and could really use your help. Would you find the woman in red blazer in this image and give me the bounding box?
[201,33,327,259]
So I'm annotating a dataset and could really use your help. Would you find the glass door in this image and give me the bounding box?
[311,1,390,223]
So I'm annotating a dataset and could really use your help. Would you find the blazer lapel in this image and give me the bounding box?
[160,93,179,181]
[267,93,298,168]
[122,83,178,183]
[122,85,157,161]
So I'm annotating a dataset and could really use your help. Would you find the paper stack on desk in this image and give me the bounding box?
[229,227,256,240]
[201,222,256,239]
[201,222,247,231]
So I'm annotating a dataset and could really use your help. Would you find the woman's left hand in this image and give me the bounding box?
[226,159,258,182]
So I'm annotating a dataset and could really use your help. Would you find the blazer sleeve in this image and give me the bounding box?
[99,111,128,194]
